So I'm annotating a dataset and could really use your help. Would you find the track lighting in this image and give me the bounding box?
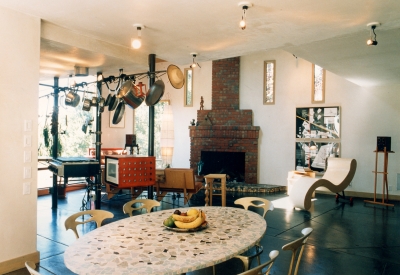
[131,24,144,49]
[366,22,380,46]
[238,2,253,30]
[190,53,201,68]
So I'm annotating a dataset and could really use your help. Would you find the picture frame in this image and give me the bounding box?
[263,60,276,105]
[312,64,326,103]
[295,106,341,172]
[109,109,125,128]
[184,68,193,107]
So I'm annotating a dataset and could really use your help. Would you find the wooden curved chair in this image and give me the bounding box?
[289,158,357,210]
[64,209,114,239]
[237,250,279,275]
[282,227,313,275]
[25,261,41,275]
[234,197,274,271]
[123,199,160,216]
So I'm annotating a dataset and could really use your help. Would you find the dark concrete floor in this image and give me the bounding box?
[8,187,400,275]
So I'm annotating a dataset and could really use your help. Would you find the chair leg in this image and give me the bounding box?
[293,245,306,275]
[287,249,297,275]
[235,255,251,271]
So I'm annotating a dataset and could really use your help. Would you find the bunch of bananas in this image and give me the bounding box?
[163,208,206,229]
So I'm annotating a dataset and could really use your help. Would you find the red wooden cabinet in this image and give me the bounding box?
[105,155,155,188]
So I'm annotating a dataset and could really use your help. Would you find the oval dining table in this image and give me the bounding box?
[64,206,266,275]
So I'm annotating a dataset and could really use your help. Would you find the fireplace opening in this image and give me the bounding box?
[200,151,245,182]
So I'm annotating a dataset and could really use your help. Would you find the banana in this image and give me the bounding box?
[187,208,199,217]
[201,211,206,223]
[172,213,198,223]
[174,210,203,229]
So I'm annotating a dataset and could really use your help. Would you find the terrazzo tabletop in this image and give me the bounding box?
[64,206,266,275]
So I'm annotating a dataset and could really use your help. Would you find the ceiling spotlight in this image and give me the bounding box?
[131,24,144,49]
[366,22,380,46]
[190,53,201,68]
[238,2,253,30]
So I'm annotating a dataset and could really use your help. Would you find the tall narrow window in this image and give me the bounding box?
[312,64,325,103]
[184,68,193,107]
[263,60,275,105]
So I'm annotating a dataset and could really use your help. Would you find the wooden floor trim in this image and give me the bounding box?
[0,251,39,274]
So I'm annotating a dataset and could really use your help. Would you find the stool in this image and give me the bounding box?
[204,174,226,207]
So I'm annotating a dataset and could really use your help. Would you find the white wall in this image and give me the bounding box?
[165,49,399,195]
[156,62,213,168]
[0,6,40,266]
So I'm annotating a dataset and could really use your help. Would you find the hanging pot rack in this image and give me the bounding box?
[39,69,168,96]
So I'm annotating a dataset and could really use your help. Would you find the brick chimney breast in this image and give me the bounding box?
[189,57,260,184]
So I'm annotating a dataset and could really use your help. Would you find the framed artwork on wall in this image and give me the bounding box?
[295,106,340,172]
[263,60,275,105]
[184,68,193,107]
[312,64,326,103]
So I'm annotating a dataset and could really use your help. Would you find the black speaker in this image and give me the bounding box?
[126,134,136,145]
[377,136,391,151]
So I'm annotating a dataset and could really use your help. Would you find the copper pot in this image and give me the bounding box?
[117,81,144,109]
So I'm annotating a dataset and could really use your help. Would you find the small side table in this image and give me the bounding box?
[204,174,226,207]
[287,171,316,197]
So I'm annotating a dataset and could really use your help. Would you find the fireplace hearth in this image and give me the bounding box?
[200,151,245,182]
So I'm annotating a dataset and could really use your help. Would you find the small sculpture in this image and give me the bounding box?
[200,96,204,110]
[190,119,195,126]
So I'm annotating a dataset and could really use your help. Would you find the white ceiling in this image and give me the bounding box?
[1,0,400,87]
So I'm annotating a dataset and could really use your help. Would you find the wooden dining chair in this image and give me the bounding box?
[123,199,160,216]
[234,197,274,271]
[25,261,41,275]
[237,250,279,275]
[64,209,114,239]
[282,227,313,275]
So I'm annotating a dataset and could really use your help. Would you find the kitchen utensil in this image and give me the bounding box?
[113,100,125,124]
[108,94,118,111]
[118,81,144,109]
[167,64,184,89]
[145,80,165,106]
[65,90,80,107]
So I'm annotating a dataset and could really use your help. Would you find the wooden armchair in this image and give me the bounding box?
[155,168,203,204]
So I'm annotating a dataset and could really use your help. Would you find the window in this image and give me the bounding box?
[134,101,169,167]
[263,60,276,105]
[38,76,96,157]
[312,64,325,103]
[184,68,193,106]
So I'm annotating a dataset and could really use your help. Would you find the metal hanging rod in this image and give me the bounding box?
[38,70,167,91]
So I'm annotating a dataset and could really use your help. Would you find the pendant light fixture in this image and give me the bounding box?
[131,24,144,49]
[238,2,253,30]
[366,22,380,46]
[190,53,201,68]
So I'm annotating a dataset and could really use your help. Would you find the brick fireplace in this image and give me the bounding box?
[189,57,260,184]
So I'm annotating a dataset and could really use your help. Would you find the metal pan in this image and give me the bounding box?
[65,91,80,107]
[112,101,125,125]
[118,81,144,109]
[145,80,165,106]
[104,93,112,107]
[81,90,91,111]
[108,94,118,111]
